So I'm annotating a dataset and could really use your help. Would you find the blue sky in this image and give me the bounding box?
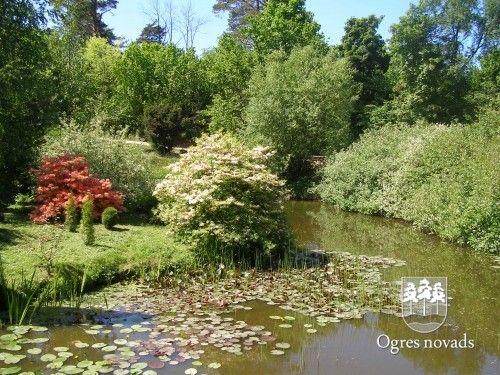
[105,0,414,52]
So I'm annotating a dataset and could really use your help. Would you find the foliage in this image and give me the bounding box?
[203,34,257,133]
[339,16,390,137]
[112,42,209,136]
[385,0,499,124]
[0,0,56,210]
[317,108,500,253]
[102,206,118,230]
[30,155,124,223]
[244,45,359,187]
[244,0,325,57]
[213,0,266,40]
[154,133,291,265]
[64,194,78,232]
[144,101,198,154]
[50,0,118,43]
[138,22,167,44]
[80,195,95,245]
[43,122,157,211]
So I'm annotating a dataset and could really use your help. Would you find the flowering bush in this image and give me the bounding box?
[30,155,124,223]
[154,133,291,265]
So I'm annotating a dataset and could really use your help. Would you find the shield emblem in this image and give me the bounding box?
[401,277,447,333]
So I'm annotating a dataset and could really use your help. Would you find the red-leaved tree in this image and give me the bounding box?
[30,155,124,223]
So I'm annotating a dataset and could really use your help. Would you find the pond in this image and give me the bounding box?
[1,201,498,375]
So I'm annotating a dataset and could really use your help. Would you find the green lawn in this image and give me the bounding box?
[0,209,193,291]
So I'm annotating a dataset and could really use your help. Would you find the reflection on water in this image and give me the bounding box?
[283,200,499,374]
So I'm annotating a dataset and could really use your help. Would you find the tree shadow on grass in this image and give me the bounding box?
[0,227,22,245]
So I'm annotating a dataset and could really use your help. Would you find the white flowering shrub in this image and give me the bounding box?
[154,133,291,265]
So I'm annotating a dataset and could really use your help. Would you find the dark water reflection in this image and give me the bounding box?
[282,200,499,374]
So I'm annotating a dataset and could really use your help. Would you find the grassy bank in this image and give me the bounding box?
[0,210,194,292]
[316,109,499,253]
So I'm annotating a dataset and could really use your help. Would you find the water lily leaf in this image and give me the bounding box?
[102,346,117,352]
[191,361,202,366]
[184,369,197,375]
[74,342,89,348]
[54,347,69,352]
[77,360,94,368]
[142,371,157,375]
[0,366,22,375]
[30,338,49,344]
[275,342,290,349]
[130,363,147,370]
[61,365,84,374]
[207,362,221,369]
[41,353,57,362]
[113,339,127,346]
[27,348,42,355]
[278,324,292,328]
[270,350,285,355]
[84,330,99,335]
[306,329,317,334]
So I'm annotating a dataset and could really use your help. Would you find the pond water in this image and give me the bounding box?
[1,201,498,375]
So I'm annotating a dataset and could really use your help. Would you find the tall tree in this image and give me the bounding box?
[51,0,118,43]
[386,0,499,124]
[138,22,167,44]
[213,0,266,37]
[244,0,325,57]
[339,16,390,138]
[0,0,56,209]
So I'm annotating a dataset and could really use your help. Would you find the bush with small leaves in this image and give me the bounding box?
[102,206,118,230]
[65,194,78,232]
[154,133,292,266]
[80,196,95,245]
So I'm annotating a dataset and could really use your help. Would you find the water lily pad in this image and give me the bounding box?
[30,338,49,344]
[207,362,221,369]
[306,328,317,334]
[142,371,157,375]
[61,365,84,374]
[41,353,57,362]
[0,366,22,375]
[278,324,292,328]
[184,369,197,375]
[191,361,202,366]
[74,342,89,348]
[84,330,99,335]
[54,347,69,352]
[130,363,147,370]
[102,345,117,352]
[270,349,285,355]
[113,339,127,346]
[77,360,94,368]
[275,342,291,349]
[27,348,42,355]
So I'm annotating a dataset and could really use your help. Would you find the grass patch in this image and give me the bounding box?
[0,210,194,291]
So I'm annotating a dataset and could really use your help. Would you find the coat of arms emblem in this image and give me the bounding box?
[401,277,447,333]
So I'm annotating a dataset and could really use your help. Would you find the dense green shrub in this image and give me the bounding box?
[317,109,500,253]
[244,45,358,191]
[144,101,198,154]
[80,196,95,245]
[111,43,209,136]
[65,194,78,232]
[154,133,292,265]
[43,122,157,212]
[102,207,118,230]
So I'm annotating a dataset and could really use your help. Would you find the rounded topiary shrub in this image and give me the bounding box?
[154,133,291,265]
[102,206,118,230]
